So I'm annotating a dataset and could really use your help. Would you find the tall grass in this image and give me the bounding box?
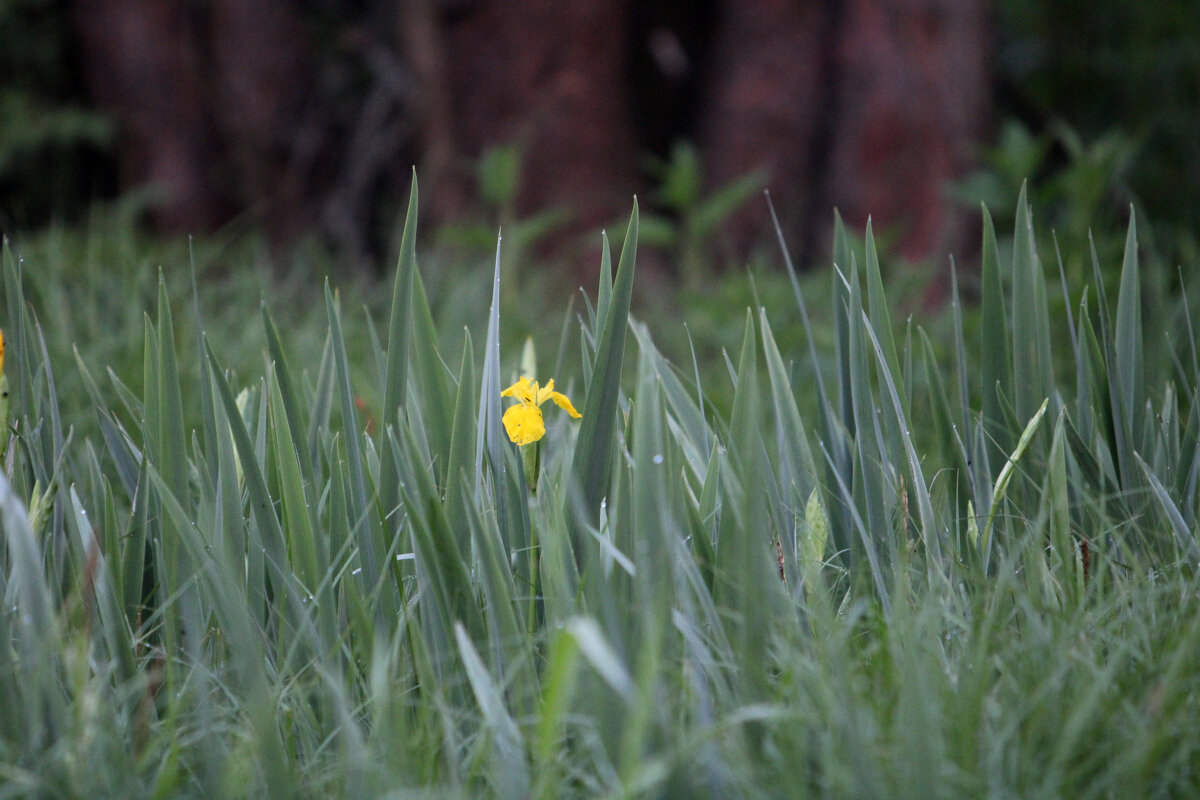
[1,178,1198,799]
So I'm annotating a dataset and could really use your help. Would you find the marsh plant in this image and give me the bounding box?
[1,178,1198,799]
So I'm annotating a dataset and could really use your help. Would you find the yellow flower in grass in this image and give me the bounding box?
[500,376,581,446]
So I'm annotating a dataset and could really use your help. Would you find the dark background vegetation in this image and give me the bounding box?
[0,0,1197,284]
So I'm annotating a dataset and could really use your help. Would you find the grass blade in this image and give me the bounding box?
[324,283,395,622]
[455,623,530,800]
[1010,183,1055,427]
[1113,209,1144,485]
[379,174,419,523]
[571,201,638,545]
[980,204,1011,467]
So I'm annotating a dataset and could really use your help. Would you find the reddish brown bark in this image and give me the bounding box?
[207,0,312,241]
[700,0,988,267]
[699,0,832,258]
[74,0,312,241]
[440,0,640,237]
[829,0,988,262]
[71,0,988,275]
[401,0,461,224]
[73,0,222,231]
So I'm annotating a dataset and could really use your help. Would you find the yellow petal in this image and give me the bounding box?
[501,376,536,404]
[535,378,555,406]
[502,403,545,445]
[548,390,582,418]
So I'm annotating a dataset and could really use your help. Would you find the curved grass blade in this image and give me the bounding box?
[455,623,530,800]
[379,174,419,521]
[752,306,812,535]
[571,200,638,523]
[476,232,529,566]
[1136,451,1200,564]
[444,333,476,543]
[716,311,778,691]
[859,308,943,570]
[980,204,1011,466]
[981,397,1049,569]
[262,303,314,484]
[1113,209,1144,486]
[596,231,613,340]
[204,341,288,590]
[324,282,395,622]
[410,265,454,474]
[863,218,901,387]
[1010,184,1054,427]
[67,486,136,685]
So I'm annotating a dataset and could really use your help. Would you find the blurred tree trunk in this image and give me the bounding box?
[74,0,313,241]
[700,0,989,269]
[73,0,222,231]
[207,0,312,242]
[434,0,640,243]
[71,0,988,277]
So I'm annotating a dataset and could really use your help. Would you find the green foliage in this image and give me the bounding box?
[0,0,114,229]
[996,0,1200,252]
[3,180,1200,798]
[0,199,384,442]
[640,140,766,288]
[952,119,1144,289]
[433,143,569,312]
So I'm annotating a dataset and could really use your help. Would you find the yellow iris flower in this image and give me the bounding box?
[500,376,581,446]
